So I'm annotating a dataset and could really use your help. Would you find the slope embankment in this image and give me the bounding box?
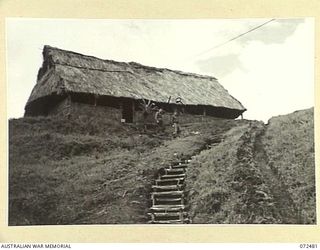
[185,107,315,224]
[9,115,243,225]
[261,108,316,224]
[8,108,315,225]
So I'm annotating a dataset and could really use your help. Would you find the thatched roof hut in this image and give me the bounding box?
[25,45,246,120]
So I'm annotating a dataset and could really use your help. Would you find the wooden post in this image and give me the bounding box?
[119,101,123,122]
[202,107,207,122]
[132,100,135,123]
[66,94,72,118]
[94,95,98,106]
[153,197,156,206]
[179,210,184,221]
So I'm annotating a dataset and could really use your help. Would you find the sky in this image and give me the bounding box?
[6,18,314,122]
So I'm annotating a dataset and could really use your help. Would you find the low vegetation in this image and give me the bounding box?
[261,108,316,224]
[8,108,315,225]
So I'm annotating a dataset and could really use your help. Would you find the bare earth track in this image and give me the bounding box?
[253,127,298,224]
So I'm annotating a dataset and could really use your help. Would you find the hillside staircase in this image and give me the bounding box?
[147,135,223,224]
[148,160,191,224]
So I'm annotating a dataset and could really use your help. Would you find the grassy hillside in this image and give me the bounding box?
[9,115,243,225]
[261,108,316,224]
[8,108,316,225]
[186,108,315,224]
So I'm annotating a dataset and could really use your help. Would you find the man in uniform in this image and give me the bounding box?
[155,108,164,128]
[172,111,180,136]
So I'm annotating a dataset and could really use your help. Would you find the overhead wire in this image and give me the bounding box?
[191,18,276,59]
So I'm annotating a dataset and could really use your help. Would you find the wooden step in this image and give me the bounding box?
[151,191,184,198]
[148,158,191,224]
[148,219,188,224]
[153,197,182,202]
[164,168,185,174]
[153,198,183,206]
[150,205,185,211]
[148,212,188,217]
[166,168,186,174]
[160,174,186,179]
[171,163,188,168]
[148,212,187,221]
[152,190,184,195]
[152,185,183,191]
[155,178,184,185]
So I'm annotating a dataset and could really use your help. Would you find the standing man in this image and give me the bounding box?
[155,108,164,128]
[172,111,180,136]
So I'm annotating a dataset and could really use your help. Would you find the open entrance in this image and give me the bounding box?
[122,99,133,123]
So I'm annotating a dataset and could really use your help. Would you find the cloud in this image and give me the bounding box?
[196,53,246,77]
[193,19,304,78]
[238,18,304,45]
[220,19,314,122]
[6,18,313,120]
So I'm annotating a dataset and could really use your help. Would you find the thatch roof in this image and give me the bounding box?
[27,45,246,112]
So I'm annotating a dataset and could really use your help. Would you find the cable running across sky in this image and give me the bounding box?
[192,18,276,58]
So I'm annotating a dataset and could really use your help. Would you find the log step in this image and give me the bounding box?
[153,199,183,206]
[150,205,185,211]
[148,157,191,224]
[148,212,188,217]
[153,197,183,202]
[151,192,183,199]
[148,219,188,224]
[148,212,187,221]
[171,163,188,168]
[159,174,186,179]
[152,185,183,191]
[164,168,185,174]
[155,178,184,185]
[152,195,183,199]
[152,191,184,196]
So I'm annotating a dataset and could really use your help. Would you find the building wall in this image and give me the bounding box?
[134,110,218,125]
[50,99,224,124]
[70,101,121,121]
[50,98,121,121]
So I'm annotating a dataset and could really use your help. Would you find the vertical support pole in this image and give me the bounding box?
[202,107,207,122]
[120,101,123,122]
[179,208,184,221]
[66,94,72,119]
[132,100,135,123]
[94,94,98,106]
[152,197,155,206]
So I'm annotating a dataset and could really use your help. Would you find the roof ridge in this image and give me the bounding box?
[44,45,218,80]
[26,45,246,113]
[55,61,134,74]
[44,45,129,67]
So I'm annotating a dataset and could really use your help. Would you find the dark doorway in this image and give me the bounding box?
[122,99,133,123]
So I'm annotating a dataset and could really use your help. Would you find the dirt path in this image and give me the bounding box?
[253,126,298,224]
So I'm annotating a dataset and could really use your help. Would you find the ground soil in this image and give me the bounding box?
[8,108,316,225]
